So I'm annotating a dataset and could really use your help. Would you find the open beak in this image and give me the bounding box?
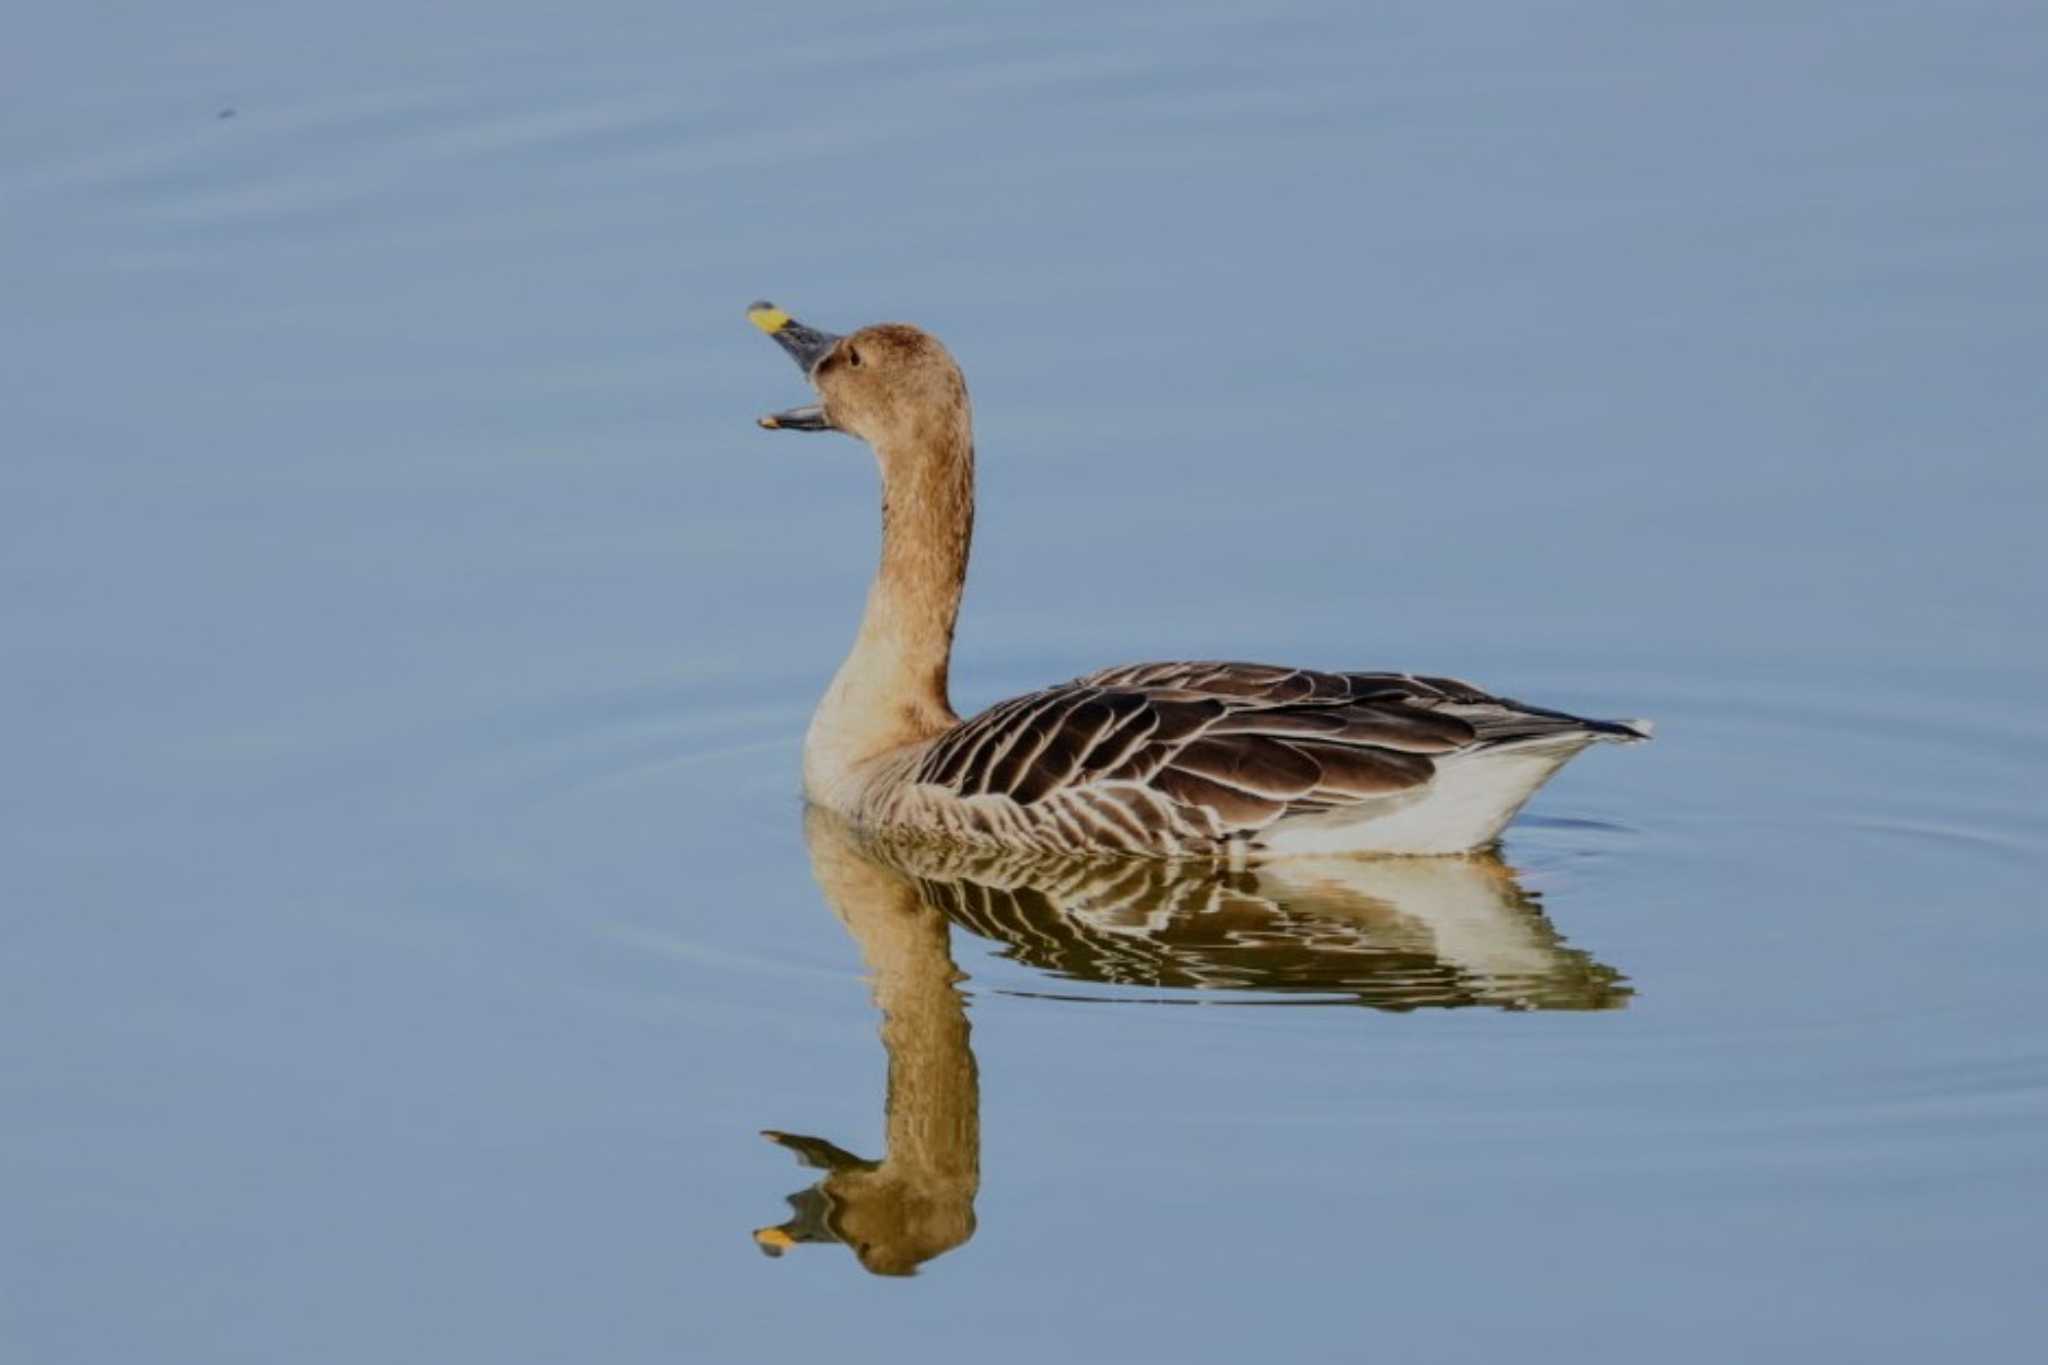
[748,300,839,431]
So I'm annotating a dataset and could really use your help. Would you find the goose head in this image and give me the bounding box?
[747,301,970,455]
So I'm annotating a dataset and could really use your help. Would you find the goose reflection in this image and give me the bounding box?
[755,810,1628,1275]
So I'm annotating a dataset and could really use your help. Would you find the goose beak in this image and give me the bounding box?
[748,300,840,431]
[756,403,829,432]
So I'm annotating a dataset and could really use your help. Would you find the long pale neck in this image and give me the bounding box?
[807,419,974,792]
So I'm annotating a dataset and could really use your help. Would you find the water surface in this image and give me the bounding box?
[5,2,2046,1360]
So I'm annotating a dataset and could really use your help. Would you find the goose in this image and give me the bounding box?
[747,301,1650,860]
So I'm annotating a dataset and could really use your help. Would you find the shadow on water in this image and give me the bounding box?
[754,810,1629,1276]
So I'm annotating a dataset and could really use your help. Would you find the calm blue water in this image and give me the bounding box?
[6,2,2046,1360]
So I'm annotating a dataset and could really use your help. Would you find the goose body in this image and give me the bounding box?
[748,302,1648,861]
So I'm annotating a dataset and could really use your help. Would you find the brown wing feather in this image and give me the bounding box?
[1289,740,1437,798]
[1172,737,1321,801]
[1148,767,1289,827]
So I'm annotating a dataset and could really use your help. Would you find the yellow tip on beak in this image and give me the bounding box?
[754,1226,796,1251]
[747,305,792,335]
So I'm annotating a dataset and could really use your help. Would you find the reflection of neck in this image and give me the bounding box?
[809,815,980,1193]
[872,889,979,1188]
[806,423,973,796]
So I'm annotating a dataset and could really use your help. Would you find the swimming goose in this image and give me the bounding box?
[748,301,1649,859]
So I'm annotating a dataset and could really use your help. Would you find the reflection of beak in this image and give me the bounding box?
[748,300,839,431]
[761,1128,876,1173]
